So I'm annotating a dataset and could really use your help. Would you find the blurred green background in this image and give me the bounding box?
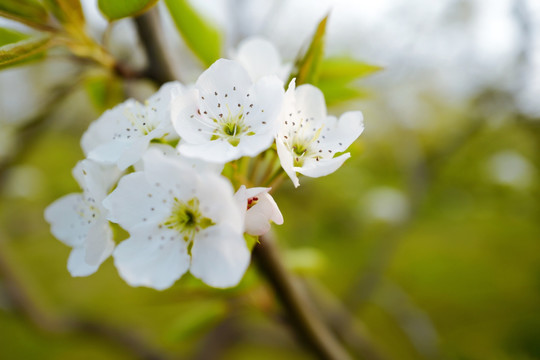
[1,0,540,359]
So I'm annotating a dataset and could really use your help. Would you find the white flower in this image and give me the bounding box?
[44,160,119,276]
[172,59,284,163]
[232,37,291,82]
[82,81,184,170]
[133,143,224,174]
[103,148,249,290]
[234,185,284,236]
[276,80,364,187]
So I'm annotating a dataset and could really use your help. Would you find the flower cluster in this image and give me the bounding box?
[45,40,364,290]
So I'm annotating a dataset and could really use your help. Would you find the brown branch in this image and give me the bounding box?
[305,279,387,360]
[134,8,179,85]
[253,233,352,360]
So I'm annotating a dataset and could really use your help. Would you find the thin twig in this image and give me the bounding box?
[253,233,352,360]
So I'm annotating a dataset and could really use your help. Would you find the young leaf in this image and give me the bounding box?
[0,31,53,69]
[164,0,222,67]
[0,0,48,25]
[319,57,382,82]
[317,81,371,106]
[43,0,85,27]
[0,28,29,46]
[317,56,381,105]
[98,0,159,21]
[287,15,328,86]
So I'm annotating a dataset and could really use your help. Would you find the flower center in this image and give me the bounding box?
[163,198,215,242]
[210,106,255,146]
[124,105,157,136]
[247,196,259,210]
[285,126,323,167]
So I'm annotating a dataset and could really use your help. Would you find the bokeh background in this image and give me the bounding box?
[1,0,539,359]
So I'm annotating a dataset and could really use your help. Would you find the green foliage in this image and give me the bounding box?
[97,0,159,21]
[288,15,328,86]
[319,57,381,82]
[318,57,381,105]
[43,0,85,27]
[167,300,227,341]
[0,28,29,46]
[0,31,53,69]
[164,0,222,67]
[84,74,125,113]
[0,0,48,25]
[317,81,371,106]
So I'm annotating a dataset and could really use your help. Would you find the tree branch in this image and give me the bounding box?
[134,8,179,85]
[253,233,352,360]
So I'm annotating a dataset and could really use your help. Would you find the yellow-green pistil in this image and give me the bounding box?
[210,106,255,146]
[163,198,214,242]
[288,127,323,167]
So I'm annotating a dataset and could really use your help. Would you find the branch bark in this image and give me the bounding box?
[253,233,352,360]
[134,8,179,85]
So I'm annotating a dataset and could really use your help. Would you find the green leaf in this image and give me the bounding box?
[43,0,85,27]
[0,31,53,70]
[0,0,48,25]
[0,28,29,47]
[317,81,371,106]
[84,74,125,113]
[319,57,382,82]
[98,0,159,21]
[164,0,222,67]
[317,57,381,105]
[288,15,328,86]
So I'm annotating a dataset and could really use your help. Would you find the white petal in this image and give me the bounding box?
[276,137,300,187]
[113,226,190,290]
[245,75,284,135]
[147,81,184,140]
[190,224,250,288]
[196,171,242,231]
[232,131,275,158]
[102,172,170,230]
[320,111,364,153]
[245,193,283,235]
[84,219,114,266]
[171,88,214,144]
[291,84,327,125]
[44,193,92,247]
[141,148,199,200]
[86,140,127,166]
[67,223,114,277]
[252,192,283,225]
[234,37,283,81]
[178,139,243,163]
[81,99,138,156]
[196,59,252,108]
[297,153,351,178]
[67,247,102,277]
[73,159,121,198]
[139,143,224,174]
[244,211,271,236]
[117,135,153,170]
